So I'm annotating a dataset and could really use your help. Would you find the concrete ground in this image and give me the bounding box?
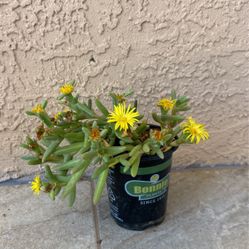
[0,167,248,249]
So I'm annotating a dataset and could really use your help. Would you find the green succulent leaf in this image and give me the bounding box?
[108,157,120,168]
[129,144,142,157]
[49,189,56,201]
[119,158,130,168]
[156,149,164,159]
[55,142,83,155]
[175,106,191,112]
[68,185,76,207]
[142,143,150,153]
[64,132,84,142]
[120,136,133,144]
[45,165,59,183]
[55,159,82,171]
[92,164,109,179]
[172,126,182,137]
[130,153,142,177]
[95,99,109,116]
[42,139,62,163]
[93,168,109,204]
[48,128,65,137]
[28,158,42,165]
[103,146,127,156]
[54,186,62,196]
[41,100,48,109]
[76,103,95,117]
[25,111,36,116]
[53,175,70,183]
[62,168,85,198]
[71,159,91,174]
[163,134,172,143]
[82,151,98,161]
[152,113,164,125]
[100,129,108,138]
[39,112,52,127]
[169,115,185,123]
[20,143,30,149]
[123,164,130,173]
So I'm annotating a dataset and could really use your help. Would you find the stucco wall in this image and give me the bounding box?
[0,0,248,181]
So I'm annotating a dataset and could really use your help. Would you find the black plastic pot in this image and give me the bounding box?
[107,145,178,230]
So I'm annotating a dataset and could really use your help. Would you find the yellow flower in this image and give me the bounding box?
[115,94,126,102]
[182,117,209,144]
[158,98,176,111]
[31,175,42,195]
[90,128,100,140]
[60,83,74,95]
[54,112,62,121]
[32,104,44,114]
[107,103,140,132]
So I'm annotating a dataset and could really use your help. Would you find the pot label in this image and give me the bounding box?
[124,174,169,201]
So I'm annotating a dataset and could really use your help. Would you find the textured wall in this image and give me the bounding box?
[0,0,248,181]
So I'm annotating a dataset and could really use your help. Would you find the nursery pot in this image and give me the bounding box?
[107,143,178,231]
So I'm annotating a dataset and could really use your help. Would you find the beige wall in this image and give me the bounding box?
[0,0,248,181]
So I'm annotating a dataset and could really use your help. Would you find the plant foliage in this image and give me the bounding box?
[22,82,209,206]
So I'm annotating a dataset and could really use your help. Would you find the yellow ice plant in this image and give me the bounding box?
[54,112,62,121]
[60,83,74,95]
[158,98,176,111]
[31,175,42,195]
[107,103,140,132]
[182,117,209,144]
[32,104,44,114]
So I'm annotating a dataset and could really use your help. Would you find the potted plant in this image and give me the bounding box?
[21,81,209,230]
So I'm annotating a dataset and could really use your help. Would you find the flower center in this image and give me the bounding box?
[190,126,199,135]
[119,116,128,123]
[90,128,100,140]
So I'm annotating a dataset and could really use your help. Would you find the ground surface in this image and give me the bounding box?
[0,167,248,249]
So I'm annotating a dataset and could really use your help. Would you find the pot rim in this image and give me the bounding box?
[140,145,177,163]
